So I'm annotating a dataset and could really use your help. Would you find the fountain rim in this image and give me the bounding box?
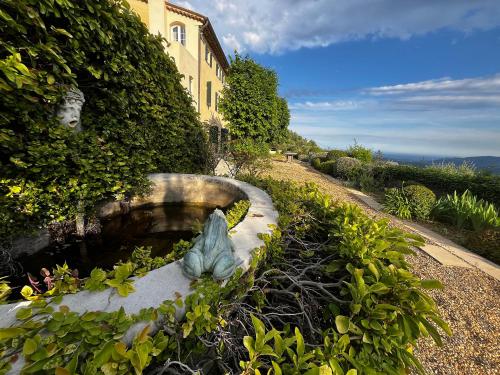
[0,173,278,324]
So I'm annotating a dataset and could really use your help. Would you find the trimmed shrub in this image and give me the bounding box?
[311,157,321,170]
[372,164,500,206]
[326,149,347,160]
[403,184,436,220]
[465,229,500,264]
[336,157,362,180]
[432,190,499,231]
[0,0,207,238]
[318,160,337,175]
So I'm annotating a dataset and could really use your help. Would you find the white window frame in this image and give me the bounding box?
[171,24,186,46]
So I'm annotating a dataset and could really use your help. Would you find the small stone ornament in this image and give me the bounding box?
[57,87,85,132]
[182,209,237,280]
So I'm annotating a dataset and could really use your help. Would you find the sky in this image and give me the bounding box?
[173,0,500,157]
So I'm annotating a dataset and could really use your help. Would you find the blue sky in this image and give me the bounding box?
[174,0,500,157]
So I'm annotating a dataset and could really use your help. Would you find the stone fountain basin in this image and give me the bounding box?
[0,173,277,330]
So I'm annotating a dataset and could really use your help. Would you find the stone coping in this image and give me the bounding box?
[0,174,277,367]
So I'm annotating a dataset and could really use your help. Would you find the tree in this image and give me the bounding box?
[219,54,289,143]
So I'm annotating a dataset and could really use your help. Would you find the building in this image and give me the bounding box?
[128,0,228,124]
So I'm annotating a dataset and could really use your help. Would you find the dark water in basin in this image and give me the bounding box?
[8,204,217,295]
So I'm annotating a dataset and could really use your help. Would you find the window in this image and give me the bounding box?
[205,44,212,67]
[215,92,220,112]
[171,24,186,45]
[188,76,193,94]
[216,64,220,79]
[206,81,212,107]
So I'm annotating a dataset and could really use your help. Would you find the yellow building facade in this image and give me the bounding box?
[127,0,228,124]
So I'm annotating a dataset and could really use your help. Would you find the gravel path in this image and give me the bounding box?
[263,159,500,375]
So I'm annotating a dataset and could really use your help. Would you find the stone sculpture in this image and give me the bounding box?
[57,87,85,132]
[182,209,237,280]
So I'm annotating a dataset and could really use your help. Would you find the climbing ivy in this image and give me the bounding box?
[0,0,208,239]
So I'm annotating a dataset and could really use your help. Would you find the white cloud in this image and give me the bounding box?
[171,0,500,54]
[289,100,361,111]
[288,74,500,156]
[363,74,500,110]
[367,74,500,95]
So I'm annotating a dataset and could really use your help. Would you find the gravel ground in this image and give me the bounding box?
[262,159,500,375]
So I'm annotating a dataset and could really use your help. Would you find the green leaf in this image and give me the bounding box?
[295,327,305,357]
[420,279,443,289]
[0,327,26,340]
[251,314,266,342]
[23,338,38,356]
[92,340,116,368]
[335,315,350,334]
[271,361,282,375]
[16,307,32,320]
[243,336,255,359]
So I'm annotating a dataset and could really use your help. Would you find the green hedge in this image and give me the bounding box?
[373,165,500,206]
[0,0,207,238]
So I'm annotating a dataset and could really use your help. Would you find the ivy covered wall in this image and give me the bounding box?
[0,0,208,238]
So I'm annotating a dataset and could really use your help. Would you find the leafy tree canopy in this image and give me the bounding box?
[219,54,289,143]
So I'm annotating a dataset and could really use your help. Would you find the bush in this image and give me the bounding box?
[238,176,449,375]
[384,184,436,220]
[357,165,379,192]
[318,160,337,175]
[384,187,412,219]
[0,0,207,238]
[311,157,321,170]
[326,149,347,160]
[465,229,500,264]
[226,139,271,177]
[372,164,500,206]
[425,161,477,177]
[336,156,362,180]
[219,53,288,143]
[403,184,437,220]
[432,190,499,231]
[347,142,373,162]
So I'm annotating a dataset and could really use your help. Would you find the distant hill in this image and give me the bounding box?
[383,154,500,175]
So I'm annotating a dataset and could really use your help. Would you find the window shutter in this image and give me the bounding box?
[207,81,212,107]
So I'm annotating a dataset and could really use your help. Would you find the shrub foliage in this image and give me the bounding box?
[219,53,289,143]
[432,190,499,231]
[0,0,207,238]
[238,177,449,374]
[384,184,436,220]
[373,164,500,206]
[0,178,449,374]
